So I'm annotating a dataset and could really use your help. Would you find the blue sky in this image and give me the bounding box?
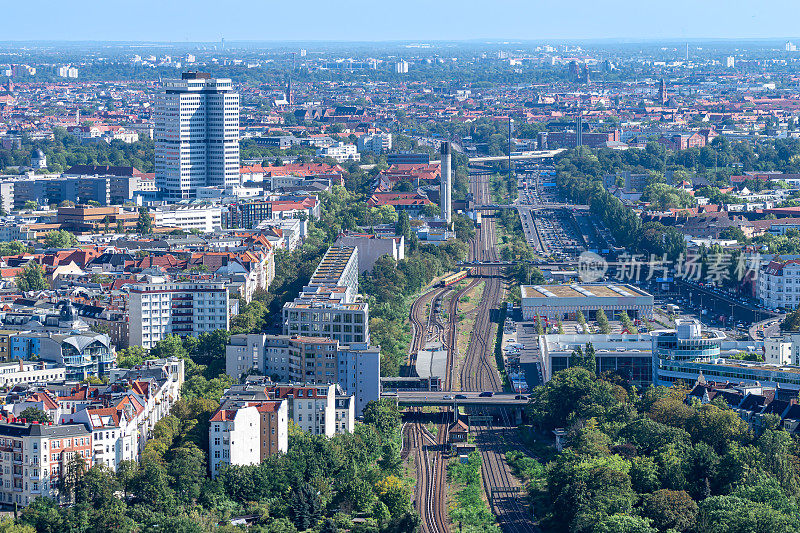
[4,0,799,42]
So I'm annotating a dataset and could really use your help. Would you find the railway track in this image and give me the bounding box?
[407,413,449,533]
[459,172,537,532]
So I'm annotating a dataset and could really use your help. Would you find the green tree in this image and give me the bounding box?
[15,262,48,292]
[289,482,323,531]
[60,453,87,504]
[596,309,610,334]
[362,399,401,438]
[150,334,188,361]
[19,407,51,423]
[592,514,657,533]
[395,211,411,241]
[641,489,698,532]
[22,200,38,211]
[0,241,31,256]
[116,345,147,368]
[136,207,152,234]
[42,230,77,248]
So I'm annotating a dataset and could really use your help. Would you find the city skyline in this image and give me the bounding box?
[2,0,799,42]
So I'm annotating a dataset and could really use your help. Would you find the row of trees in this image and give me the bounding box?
[15,398,414,533]
[0,127,154,174]
[557,148,687,261]
[524,364,800,533]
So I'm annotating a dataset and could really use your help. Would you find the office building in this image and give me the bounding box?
[155,73,240,201]
[316,142,360,163]
[223,200,273,229]
[129,281,229,349]
[13,176,110,208]
[386,152,430,165]
[12,332,115,381]
[56,205,139,234]
[151,204,223,233]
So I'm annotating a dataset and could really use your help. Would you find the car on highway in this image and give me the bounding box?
[479,391,494,397]
[515,395,528,400]
[455,394,467,399]
[443,395,454,400]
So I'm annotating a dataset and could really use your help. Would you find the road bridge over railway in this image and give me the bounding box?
[383,391,529,408]
[473,202,588,211]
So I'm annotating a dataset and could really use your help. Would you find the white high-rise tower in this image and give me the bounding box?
[440,141,452,225]
[155,72,240,201]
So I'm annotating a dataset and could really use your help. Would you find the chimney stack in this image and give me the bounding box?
[440,142,452,226]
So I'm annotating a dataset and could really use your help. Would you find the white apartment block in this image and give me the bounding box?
[279,384,336,436]
[335,395,355,433]
[316,142,360,163]
[155,73,240,201]
[208,405,260,477]
[335,233,405,274]
[129,281,230,349]
[357,133,392,154]
[151,204,223,233]
[209,399,288,478]
[758,259,800,311]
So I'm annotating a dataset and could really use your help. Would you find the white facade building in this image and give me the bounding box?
[208,405,260,477]
[151,204,223,232]
[357,133,392,154]
[316,142,360,163]
[758,259,800,310]
[129,281,230,349]
[155,73,240,201]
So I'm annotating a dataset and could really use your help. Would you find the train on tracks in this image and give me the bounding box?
[440,270,470,287]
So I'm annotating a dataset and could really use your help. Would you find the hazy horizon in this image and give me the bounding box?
[5,0,800,42]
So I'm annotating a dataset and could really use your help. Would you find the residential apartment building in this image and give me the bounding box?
[225,334,380,415]
[208,405,260,477]
[0,421,92,507]
[282,246,368,344]
[307,246,359,294]
[155,73,240,200]
[334,232,404,273]
[129,281,229,349]
[758,259,800,310]
[282,291,369,345]
[209,396,288,478]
